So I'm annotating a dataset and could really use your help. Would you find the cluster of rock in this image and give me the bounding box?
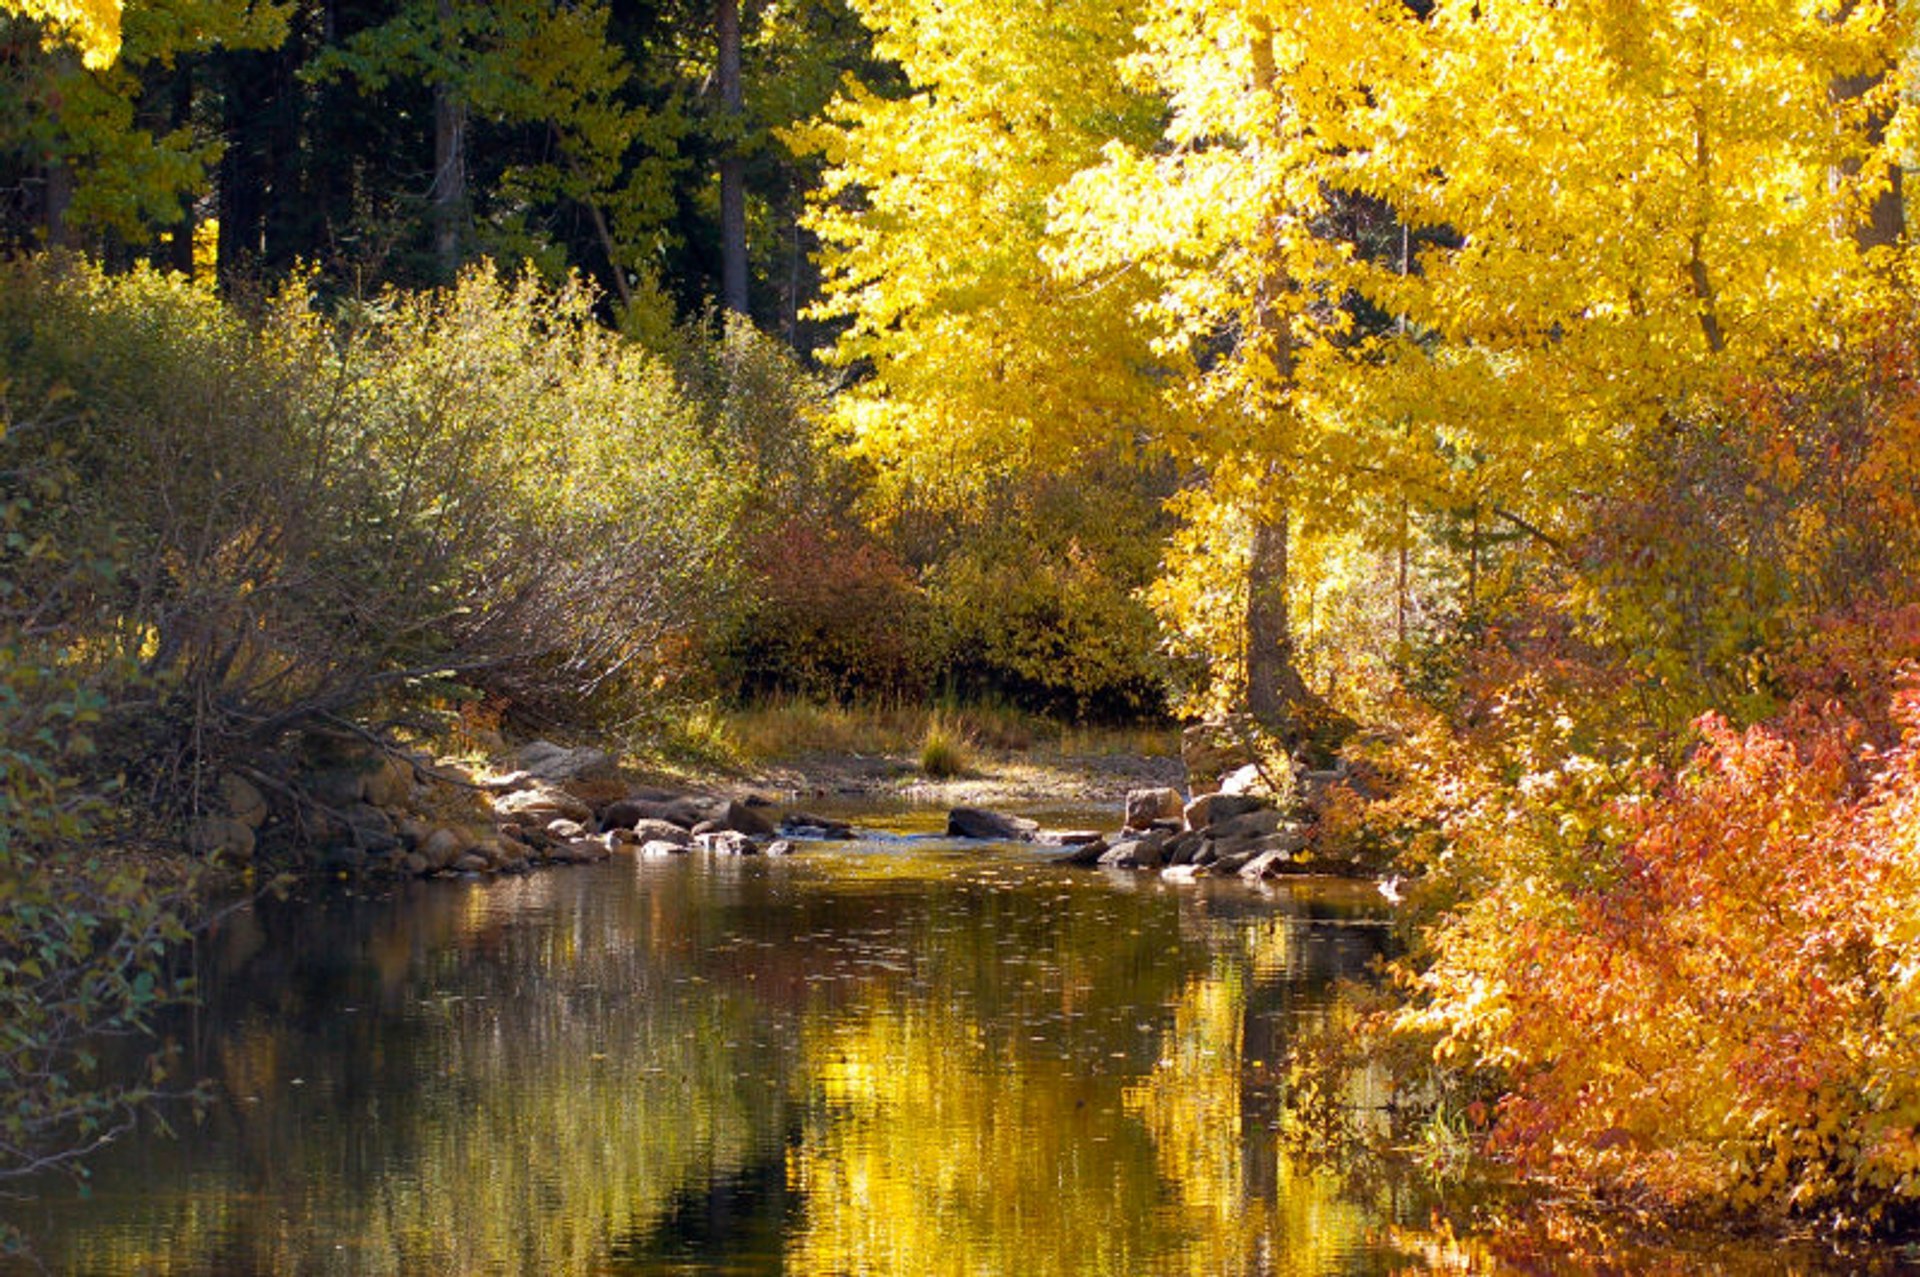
[944,777,1372,883]
[196,737,852,879]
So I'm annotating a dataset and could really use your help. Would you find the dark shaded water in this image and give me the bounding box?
[3,813,1910,1274]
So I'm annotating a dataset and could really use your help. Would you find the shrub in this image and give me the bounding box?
[0,255,737,834]
[918,715,969,777]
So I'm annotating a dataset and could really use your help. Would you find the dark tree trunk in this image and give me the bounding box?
[431,0,467,282]
[717,0,748,315]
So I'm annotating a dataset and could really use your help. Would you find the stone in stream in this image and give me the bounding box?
[696,830,758,856]
[1124,787,1185,831]
[1034,829,1103,847]
[639,839,688,857]
[1054,836,1110,867]
[782,811,854,840]
[947,807,1039,841]
[1182,792,1269,832]
[764,839,797,856]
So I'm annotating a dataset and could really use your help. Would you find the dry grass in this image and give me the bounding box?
[690,696,1177,766]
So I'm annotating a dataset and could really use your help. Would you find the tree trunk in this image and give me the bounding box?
[166,68,197,275]
[1828,2,1904,251]
[431,0,467,282]
[717,0,748,315]
[1245,503,1309,732]
[1240,18,1311,737]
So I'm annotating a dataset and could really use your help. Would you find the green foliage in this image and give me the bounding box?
[0,254,738,822]
[0,411,195,1223]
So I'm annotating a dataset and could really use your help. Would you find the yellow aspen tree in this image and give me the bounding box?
[1050,0,1410,729]
[4,0,120,66]
[792,0,1168,508]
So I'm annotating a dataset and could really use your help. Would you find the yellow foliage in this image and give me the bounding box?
[4,0,120,66]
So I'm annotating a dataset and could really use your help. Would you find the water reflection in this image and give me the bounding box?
[0,837,1887,1274]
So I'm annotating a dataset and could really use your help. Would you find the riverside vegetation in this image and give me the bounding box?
[6,0,1920,1257]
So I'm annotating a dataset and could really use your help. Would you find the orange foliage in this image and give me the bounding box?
[1405,676,1920,1225]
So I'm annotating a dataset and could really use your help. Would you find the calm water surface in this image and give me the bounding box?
[3,808,1906,1274]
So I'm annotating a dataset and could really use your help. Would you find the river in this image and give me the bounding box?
[0,807,1898,1274]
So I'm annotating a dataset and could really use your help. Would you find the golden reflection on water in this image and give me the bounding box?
[8,844,1769,1276]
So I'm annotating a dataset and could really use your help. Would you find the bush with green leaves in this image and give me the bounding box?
[0,255,739,826]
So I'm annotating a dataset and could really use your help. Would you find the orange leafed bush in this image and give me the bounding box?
[1405,675,1920,1223]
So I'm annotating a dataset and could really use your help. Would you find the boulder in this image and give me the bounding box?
[546,818,590,841]
[764,839,797,856]
[630,819,693,848]
[514,740,613,782]
[1034,829,1104,847]
[1183,792,1269,831]
[402,852,430,877]
[1164,830,1206,867]
[1098,829,1172,870]
[1055,836,1110,867]
[1209,807,1285,842]
[307,765,367,807]
[1124,787,1184,831]
[782,812,854,840]
[947,808,1039,841]
[1181,718,1259,796]
[189,815,256,864]
[639,839,688,857]
[493,786,594,828]
[363,755,415,809]
[453,853,491,874]
[696,830,758,856]
[420,827,466,870]
[606,827,644,851]
[217,774,269,829]
[603,795,717,831]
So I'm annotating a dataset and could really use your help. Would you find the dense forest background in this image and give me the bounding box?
[10,0,1920,1239]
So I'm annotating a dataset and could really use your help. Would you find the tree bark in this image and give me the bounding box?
[1245,504,1309,731]
[717,0,748,315]
[431,0,467,282]
[1240,18,1311,737]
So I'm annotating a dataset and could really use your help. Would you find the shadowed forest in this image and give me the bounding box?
[7,0,1920,1259]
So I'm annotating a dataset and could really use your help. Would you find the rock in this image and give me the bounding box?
[696,830,758,856]
[603,795,716,830]
[1183,792,1269,831]
[514,740,613,782]
[1034,829,1104,847]
[546,818,589,841]
[629,819,693,847]
[493,786,594,828]
[1098,830,1171,870]
[947,807,1039,841]
[690,819,721,836]
[1055,836,1110,867]
[1210,825,1311,863]
[188,815,255,863]
[1213,760,1274,791]
[717,800,777,838]
[764,839,796,856]
[1181,717,1259,796]
[1164,830,1206,866]
[1210,807,1284,842]
[420,827,466,869]
[1238,849,1290,880]
[1207,849,1258,875]
[307,765,367,807]
[321,845,367,873]
[402,852,430,876]
[606,827,644,850]
[782,812,854,840]
[1124,787,1184,831]
[363,755,415,809]
[639,839,688,857]
[452,852,490,874]
[217,774,269,829]
[397,817,433,848]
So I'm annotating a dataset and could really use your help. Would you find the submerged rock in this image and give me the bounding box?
[947,807,1039,841]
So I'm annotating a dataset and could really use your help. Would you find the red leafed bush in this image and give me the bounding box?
[1405,675,1920,1224]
